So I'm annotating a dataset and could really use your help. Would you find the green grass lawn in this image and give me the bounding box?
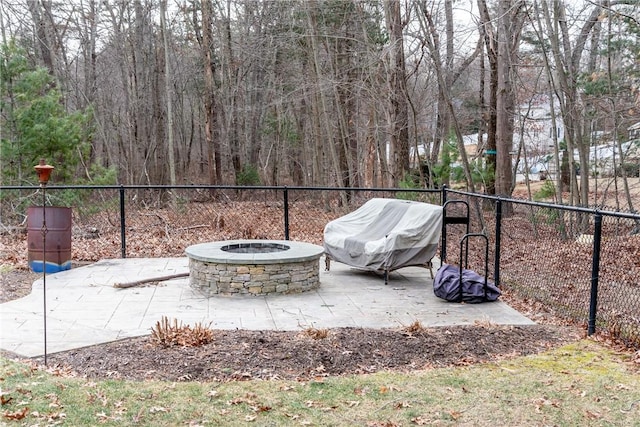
[2,339,639,426]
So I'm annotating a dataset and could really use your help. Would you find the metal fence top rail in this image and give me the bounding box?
[2,184,639,220]
[1,184,440,192]
[446,188,640,221]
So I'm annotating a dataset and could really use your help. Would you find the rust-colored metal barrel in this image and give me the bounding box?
[27,206,72,273]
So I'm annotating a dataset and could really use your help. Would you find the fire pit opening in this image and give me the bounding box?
[185,240,324,296]
[221,242,289,254]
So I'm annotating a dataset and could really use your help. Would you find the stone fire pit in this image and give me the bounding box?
[185,240,324,296]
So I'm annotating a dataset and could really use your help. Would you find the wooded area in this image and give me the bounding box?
[1,0,638,206]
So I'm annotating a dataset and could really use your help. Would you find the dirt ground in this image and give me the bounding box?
[0,267,41,303]
[1,266,581,382]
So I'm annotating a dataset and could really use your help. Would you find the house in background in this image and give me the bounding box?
[629,122,640,140]
[411,99,639,184]
[463,95,567,183]
[588,122,640,178]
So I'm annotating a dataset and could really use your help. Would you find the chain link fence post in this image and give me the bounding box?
[494,198,502,288]
[440,185,448,262]
[120,185,126,258]
[588,211,603,335]
[283,186,290,240]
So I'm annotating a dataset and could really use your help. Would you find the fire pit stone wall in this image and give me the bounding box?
[185,240,324,296]
[189,258,319,296]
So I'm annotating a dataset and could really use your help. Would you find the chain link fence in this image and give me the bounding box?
[442,189,640,349]
[1,185,639,348]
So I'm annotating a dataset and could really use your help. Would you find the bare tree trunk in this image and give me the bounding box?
[28,0,55,75]
[105,1,136,183]
[417,1,481,191]
[328,18,358,190]
[200,0,220,185]
[494,0,515,199]
[529,2,564,204]
[160,0,176,187]
[216,1,239,182]
[306,0,347,205]
[301,79,325,187]
[535,0,631,206]
[364,106,377,187]
[477,0,498,196]
[77,0,113,171]
[384,0,409,186]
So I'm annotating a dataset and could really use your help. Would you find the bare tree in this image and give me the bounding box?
[305,0,346,197]
[160,0,176,187]
[534,0,635,206]
[196,0,221,185]
[384,0,410,186]
[415,0,481,191]
[476,0,526,200]
[7,0,638,202]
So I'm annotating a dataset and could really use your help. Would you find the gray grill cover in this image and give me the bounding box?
[323,198,443,272]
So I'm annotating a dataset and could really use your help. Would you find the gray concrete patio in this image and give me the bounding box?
[0,257,534,358]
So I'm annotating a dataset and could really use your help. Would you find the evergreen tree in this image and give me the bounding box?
[1,42,91,184]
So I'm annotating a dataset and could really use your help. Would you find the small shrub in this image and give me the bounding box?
[236,164,261,186]
[151,316,214,348]
[402,320,426,335]
[534,180,556,201]
[473,316,496,327]
[618,163,640,178]
[398,173,421,201]
[301,327,329,340]
[451,165,465,183]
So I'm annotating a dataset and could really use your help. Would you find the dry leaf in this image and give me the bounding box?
[394,401,411,409]
[354,387,369,396]
[305,400,319,408]
[3,407,28,420]
[95,411,109,421]
[449,410,462,420]
[366,421,400,427]
[279,385,296,391]
[534,397,561,412]
[48,411,66,421]
[585,409,603,419]
[410,415,431,425]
